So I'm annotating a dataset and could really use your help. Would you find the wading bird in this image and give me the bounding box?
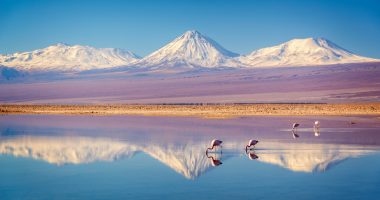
[292,123,300,130]
[314,121,320,129]
[314,121,320,137]
[245,139,259,152]
[291,123,300,139]
[206,139,223,154]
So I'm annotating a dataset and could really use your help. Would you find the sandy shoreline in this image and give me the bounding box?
[1,103,380,118]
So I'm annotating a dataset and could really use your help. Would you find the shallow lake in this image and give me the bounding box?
[1,115,380,199]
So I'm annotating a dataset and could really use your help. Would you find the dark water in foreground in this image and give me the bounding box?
[1,115,380,200]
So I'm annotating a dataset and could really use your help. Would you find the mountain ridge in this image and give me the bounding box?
[0,31,378,74]
[0,43,140,72]
[238,37,378,67]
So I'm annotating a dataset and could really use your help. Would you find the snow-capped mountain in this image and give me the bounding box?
[134,30,241,69]
[1,33,379,75]
[0,43,140,71]
[239,37,378,67]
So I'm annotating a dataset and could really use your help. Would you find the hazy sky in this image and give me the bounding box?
[1,0,379,58]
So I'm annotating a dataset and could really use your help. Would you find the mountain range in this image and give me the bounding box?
[0,30,378,74]
[0,43,140,72]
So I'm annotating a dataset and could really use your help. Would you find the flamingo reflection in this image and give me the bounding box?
[292,130,300,139]
[206,154,223,166]
[247,152,259,160]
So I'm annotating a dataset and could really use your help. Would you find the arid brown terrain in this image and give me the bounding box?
[1,103,379,118]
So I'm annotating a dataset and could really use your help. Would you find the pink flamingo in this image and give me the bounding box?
[314,121,320,129]
[206,139,223,154]
[245,139,259,152]
[292,123,300,130]
[292,123,300,139]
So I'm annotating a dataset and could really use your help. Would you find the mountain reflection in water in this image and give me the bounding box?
[0,136,377,179]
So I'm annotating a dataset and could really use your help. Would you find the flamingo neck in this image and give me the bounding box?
[206,147,214,154]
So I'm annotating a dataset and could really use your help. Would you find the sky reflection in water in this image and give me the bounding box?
[1,115,380,199]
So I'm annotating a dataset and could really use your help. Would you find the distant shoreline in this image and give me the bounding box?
[1,103,379,118]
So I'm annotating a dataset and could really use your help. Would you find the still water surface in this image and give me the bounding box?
[1,115,380,199]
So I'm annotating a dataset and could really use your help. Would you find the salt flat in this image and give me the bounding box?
[1,62,379,104]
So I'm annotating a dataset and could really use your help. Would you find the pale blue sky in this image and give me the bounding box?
[0,0,379,58]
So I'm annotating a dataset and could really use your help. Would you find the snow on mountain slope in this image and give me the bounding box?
[1,35,379,74]
[239,38,379,67]
[135,30,241,69]
[0,43,140,71]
